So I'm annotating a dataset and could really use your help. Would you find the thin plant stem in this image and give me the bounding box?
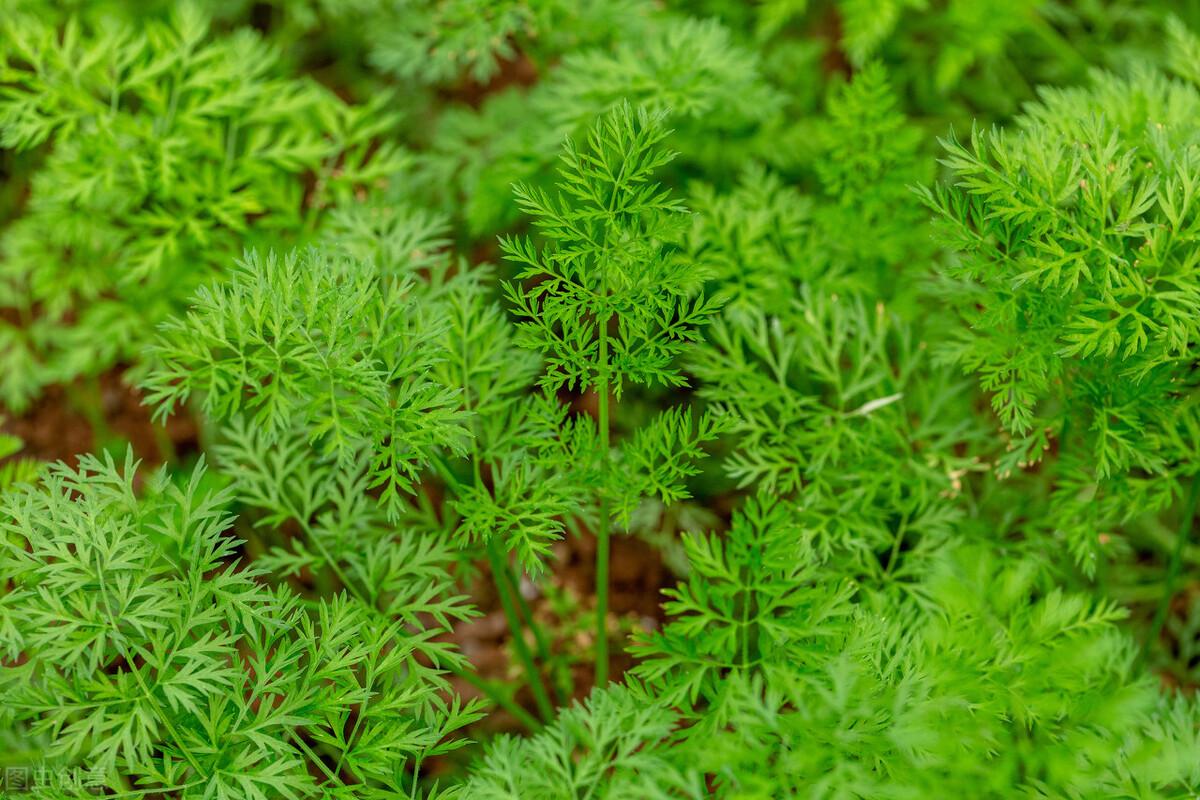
[504,562,564,701]
[335,658,377,778]
[431,452,554,723]
[290,731,345,786]
[102,561,203,777]
[67,374,112,448]
[505,563,550,658]
[458,669,541,732]
[1144,472,1200,662]
[739,578,751,669]
[595,351,611,687]
[884,512,910,578]
[119,643,205,777]
[454,324,556,715]
[103,781,205,798]
[151,420,177,464]
[487,538,555,721]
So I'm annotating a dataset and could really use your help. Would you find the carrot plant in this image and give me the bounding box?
[4,2,1200,798]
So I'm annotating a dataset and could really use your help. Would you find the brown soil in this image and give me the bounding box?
[442,49,539,110]
[445,499,671,735]
[2,368,199,469]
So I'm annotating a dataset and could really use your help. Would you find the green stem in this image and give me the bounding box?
[290,731,345,786]
[334,659,376,779]
[102,559,203,779]
[457,669,541,731]
[1027,14,1088,75]
[505,563,563,700]
[409,756,424,800]
[739,580,752,669]
[102,780,204,798]
[594,357,611,687]
[1144,473,1200,661]
[429,453,466,494]
[67,374,112,448]
[151,420,177,465]
[487,538,555,721]
[883,512,910,579]
[431,453,553,724]
[505,565,547,657]
[119,643,205,777]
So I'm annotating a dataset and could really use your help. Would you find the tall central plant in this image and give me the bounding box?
[501,103,722,684]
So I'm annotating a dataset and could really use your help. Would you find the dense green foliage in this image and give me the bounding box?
[4,1,1200,797]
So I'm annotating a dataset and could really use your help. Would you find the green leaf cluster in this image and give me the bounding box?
[5,2,1200,798]
[0,4,402,409]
